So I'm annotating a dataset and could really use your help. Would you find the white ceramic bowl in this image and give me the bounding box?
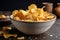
[10,14,56,35]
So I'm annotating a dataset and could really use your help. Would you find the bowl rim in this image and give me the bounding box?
[10,14,56,23]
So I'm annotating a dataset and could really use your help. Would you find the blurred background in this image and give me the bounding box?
[0,0,60,11]
[0,0,60,17]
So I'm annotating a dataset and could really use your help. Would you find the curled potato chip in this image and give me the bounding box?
[13,17,20,21]
[1,15,6,18]
[38,8,45,14]
[26,14,33,20]
[12,10,19,16]
[28,4,37,10]
[30,9,38,17]
[0,15,7,18]
[19,10,29,16]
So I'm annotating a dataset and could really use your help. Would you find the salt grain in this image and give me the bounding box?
[50,35,53,37]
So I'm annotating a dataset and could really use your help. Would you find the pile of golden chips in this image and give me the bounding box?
[12,4,55,22]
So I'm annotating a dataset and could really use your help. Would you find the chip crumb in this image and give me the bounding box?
[17,37,25,40]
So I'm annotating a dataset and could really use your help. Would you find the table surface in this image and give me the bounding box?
[0,11,60,40]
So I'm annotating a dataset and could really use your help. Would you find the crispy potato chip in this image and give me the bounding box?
[0,15,7,18]
[28,4,37,10]
[19,10,29,16]
[12,10,19,16]
[13,17,20,21]
[3,33,17,39]
[38,8,45,14]
[1,15,6,18]
[26,14,33,20]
